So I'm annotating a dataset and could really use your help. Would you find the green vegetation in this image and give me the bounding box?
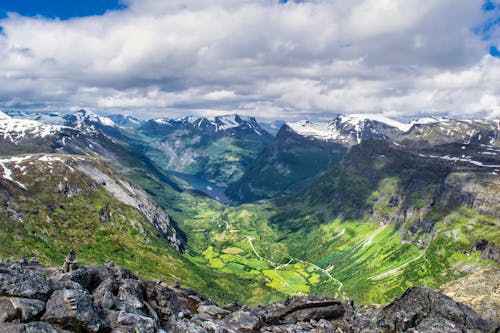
[1,136,498,307]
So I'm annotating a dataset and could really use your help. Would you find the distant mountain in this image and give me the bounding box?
[0,110,180,191]
[130,114,274,186]
[227,114,405,203]
[4,109,116,130]
[107,114,143,128]
[396,118,499,147]
[286,114,405,146]
[260,119,285,136]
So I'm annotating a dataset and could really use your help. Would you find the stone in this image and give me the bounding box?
[9,297,46,322]
[197,304,230,319]
[62,250,78,273]
[42,289,101,332]
[116,310,156,333]
[222,310,262,332]
[24,321,64,333]
[377,287,495,333]
[0,323,24,333]
[117,280,144,309]
[0,263,53,301]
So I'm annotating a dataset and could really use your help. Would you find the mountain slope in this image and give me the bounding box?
[180,137,499,304]
[0,153,286,304]
[227,114,404,203]
[127,114,274,186]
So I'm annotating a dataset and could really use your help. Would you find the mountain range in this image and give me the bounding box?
[0,109,498,316]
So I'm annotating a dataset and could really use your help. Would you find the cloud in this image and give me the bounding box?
[0,0,498,120]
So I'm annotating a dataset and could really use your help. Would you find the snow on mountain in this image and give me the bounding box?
[149,114,266,136]
[0,116,67,144]
[107,114,143,128]
[68,110,116,128]
[337,114,409,132]
[287,120,336,141]
[285,114,404,145]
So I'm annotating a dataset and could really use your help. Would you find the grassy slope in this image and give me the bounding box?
[1,140,498,307]
[0,154,277,305]
[151,140,500,305]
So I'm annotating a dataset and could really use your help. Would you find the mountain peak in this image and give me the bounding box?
[67,109,116,128]
[285,114,403,145]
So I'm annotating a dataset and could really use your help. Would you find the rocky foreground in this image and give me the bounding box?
[0,259,497,333]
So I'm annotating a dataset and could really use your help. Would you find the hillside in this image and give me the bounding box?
[127,114,274,187]
[227,114,405,203]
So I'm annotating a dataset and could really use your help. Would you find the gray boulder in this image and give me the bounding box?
[0,297,45,322]
[42,289,102,332]
[377,287,496,333]
[0,263,54,301]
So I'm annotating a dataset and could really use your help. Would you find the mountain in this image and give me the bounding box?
[0,153,183,251]
[107,114,143,128]
[4,109,116,130]
[129,114,274,186]
[260,119,285,136]
[0,110,182,195]
[227,114,405,203]
[396,118,499,147]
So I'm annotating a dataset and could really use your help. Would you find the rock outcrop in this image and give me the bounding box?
[0,259,497,332]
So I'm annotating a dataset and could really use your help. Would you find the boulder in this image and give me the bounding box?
[42,289,101,332]
[0,263,54,301]
[222,310,262,332]
[377,287,495,333]
[0,297,45,322]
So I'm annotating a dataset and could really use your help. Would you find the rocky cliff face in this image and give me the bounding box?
[0,259,496,333]
[0,154,184,251]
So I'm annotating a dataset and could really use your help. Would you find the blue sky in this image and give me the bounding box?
[0,0,126,19]
[0,0,498,120]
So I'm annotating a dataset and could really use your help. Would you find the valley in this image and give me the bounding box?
[0,110,499,309]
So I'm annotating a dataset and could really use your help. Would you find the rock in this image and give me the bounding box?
[260,296,348,325]
[117,280,144,309]
[2,297,46,322]
[104,260,114,268]
[24,321,67,332]
[42,289,101,332]
[115,310,156,333]
[0,263,54,301]
[222,310,262,332]
[1,260,497,333]
[0,323,24,333]
[197,304,230,319]
[62,250,78,273]
[377,287,496,333]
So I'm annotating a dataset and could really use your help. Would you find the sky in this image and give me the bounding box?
[0,0,499,121]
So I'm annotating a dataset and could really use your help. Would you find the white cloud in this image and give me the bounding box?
[0,0,498,120]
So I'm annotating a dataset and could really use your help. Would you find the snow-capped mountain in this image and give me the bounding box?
[284,114,404,146]
[130,114,273,186]
[107,114,143,128]
[141,114,270,139]
[396,118,499,147]
[4,110,116,130]
[0,112,69,145]
[63,109,116,129]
